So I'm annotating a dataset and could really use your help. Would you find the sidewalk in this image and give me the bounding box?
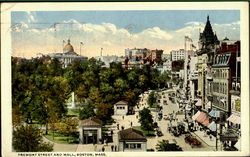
[191,130,221,148]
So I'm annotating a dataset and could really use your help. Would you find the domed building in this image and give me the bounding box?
[49,39,88,68]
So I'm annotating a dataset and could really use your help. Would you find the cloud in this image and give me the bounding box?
[11,21,29,32]
[26,11,36,23]
[11,19,240,58]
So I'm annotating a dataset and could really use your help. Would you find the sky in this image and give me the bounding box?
[11,10,240,58]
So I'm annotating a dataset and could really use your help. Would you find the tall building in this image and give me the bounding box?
[196,16,220,111]
[211,52,237,121]
[49,39,88,68]
[171,49,185,61]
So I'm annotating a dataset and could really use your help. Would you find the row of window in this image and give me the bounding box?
[125,143,141,149]
[213,69,228,79]
[117,106,125,110]
[212,82,228,94]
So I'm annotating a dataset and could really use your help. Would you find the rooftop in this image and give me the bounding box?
[115,100,128,105]
[119,128,147,142]
[79,117,102,127]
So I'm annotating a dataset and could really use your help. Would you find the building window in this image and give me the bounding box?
[130,144,136,149]
[125,143,142,149]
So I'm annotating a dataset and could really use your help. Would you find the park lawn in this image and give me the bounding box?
[67,109,79,117]
[133,126,155,137]
[44,131,79,144]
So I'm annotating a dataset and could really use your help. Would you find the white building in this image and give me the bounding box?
[188,56,198,100]
[94,55,118,68]
[49,39,88,68]
[118,128,147,152]
[171,49,185,61]
[79,117,102,144]
[114,101,128,116]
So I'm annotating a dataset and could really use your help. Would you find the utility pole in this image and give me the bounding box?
[101,48,103,56]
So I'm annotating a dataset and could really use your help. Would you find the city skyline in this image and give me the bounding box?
[11,10,240,58]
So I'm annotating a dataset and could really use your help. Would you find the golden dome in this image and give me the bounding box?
[63,39,74,53]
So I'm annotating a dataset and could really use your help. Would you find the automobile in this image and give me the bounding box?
[184,134,202,147]
[156,130,163,136]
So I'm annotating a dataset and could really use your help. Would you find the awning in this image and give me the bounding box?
[227,114,241,124]
[235,138,241,150]
[209,109,220,118]
[196,112,207,123]
[195,112,210,126]
[195,99,202,106]
[192,111,201,120]
[202,119,210,126]
[208,121,216,132]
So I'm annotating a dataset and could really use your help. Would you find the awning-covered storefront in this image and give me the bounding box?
[195,99,202,106]
[209,109,220,118]
[195,112,210,126]
[202,119,210,126]
[192,111,201,120]
[208,121,216,132]
[196,112,207,123]
[227,114,241,125]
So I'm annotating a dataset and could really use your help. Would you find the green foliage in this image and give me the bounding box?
[148,91,157,108]
[44,131,79,144]
[79,103,95,120]
[156,140,183,151]
[12,56,173,131]
[235,99,240,112]
[13,125,53,152]
[139,108,154,134]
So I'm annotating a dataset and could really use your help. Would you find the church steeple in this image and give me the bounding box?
[198,15,220,51]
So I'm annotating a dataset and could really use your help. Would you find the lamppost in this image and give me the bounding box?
[209,109,220,151]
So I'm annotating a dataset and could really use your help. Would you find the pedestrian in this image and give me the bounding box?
[102,146,105,152]
[130,122,133,127]
[122,116,124,120]
[136,115,138,119]
[115,145,117,151]
[117,123,119,130]
[105,138,108,145]
[111,145,114,151]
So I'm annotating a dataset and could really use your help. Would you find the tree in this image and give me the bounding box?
[148,91,157,108]
[79,103,95,120]
[156,140,183,151]
[139,108,154,134]
[12,107,22,127]
[13,125,53,152]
